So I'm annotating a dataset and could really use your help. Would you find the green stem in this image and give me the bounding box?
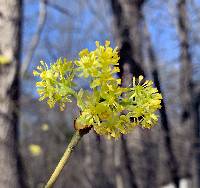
[44,130,84,188]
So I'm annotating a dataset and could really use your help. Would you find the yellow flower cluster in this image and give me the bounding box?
[33,58,76,111]
[33,41,162,139]
[29,144,42,157]
[124,76,162,129]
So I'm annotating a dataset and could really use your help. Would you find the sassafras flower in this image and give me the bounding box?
[33,41,162,139]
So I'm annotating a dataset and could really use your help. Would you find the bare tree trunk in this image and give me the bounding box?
[177,0,193,122]
[110,1,147,188]
[176,0,199,187]
[0,0,23,187]
[94,135,113,188]
[114,140,124,188]
[143,22,180,188]
[193,90,200,188]
[110,0,145,79]
[121,136,138,188]
[83,135,94,188]
[141,131,158,188]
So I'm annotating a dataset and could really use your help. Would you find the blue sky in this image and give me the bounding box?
[22,0,200,97]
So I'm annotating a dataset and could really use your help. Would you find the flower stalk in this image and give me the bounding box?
[44,129,89,188]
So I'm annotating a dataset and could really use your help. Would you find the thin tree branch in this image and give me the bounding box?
[46,1,72,17]
[21,0,47,78]
[86,0,110,33]
[45,128,90,188]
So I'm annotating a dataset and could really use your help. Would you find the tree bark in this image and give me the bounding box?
[0,0,23,187]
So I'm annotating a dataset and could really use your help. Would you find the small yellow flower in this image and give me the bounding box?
[33,58,76,110]
[0,55,11,64]
[41,123,49,131]
[29,144,42,157]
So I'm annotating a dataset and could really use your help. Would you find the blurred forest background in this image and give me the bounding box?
[0,0,200,188]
